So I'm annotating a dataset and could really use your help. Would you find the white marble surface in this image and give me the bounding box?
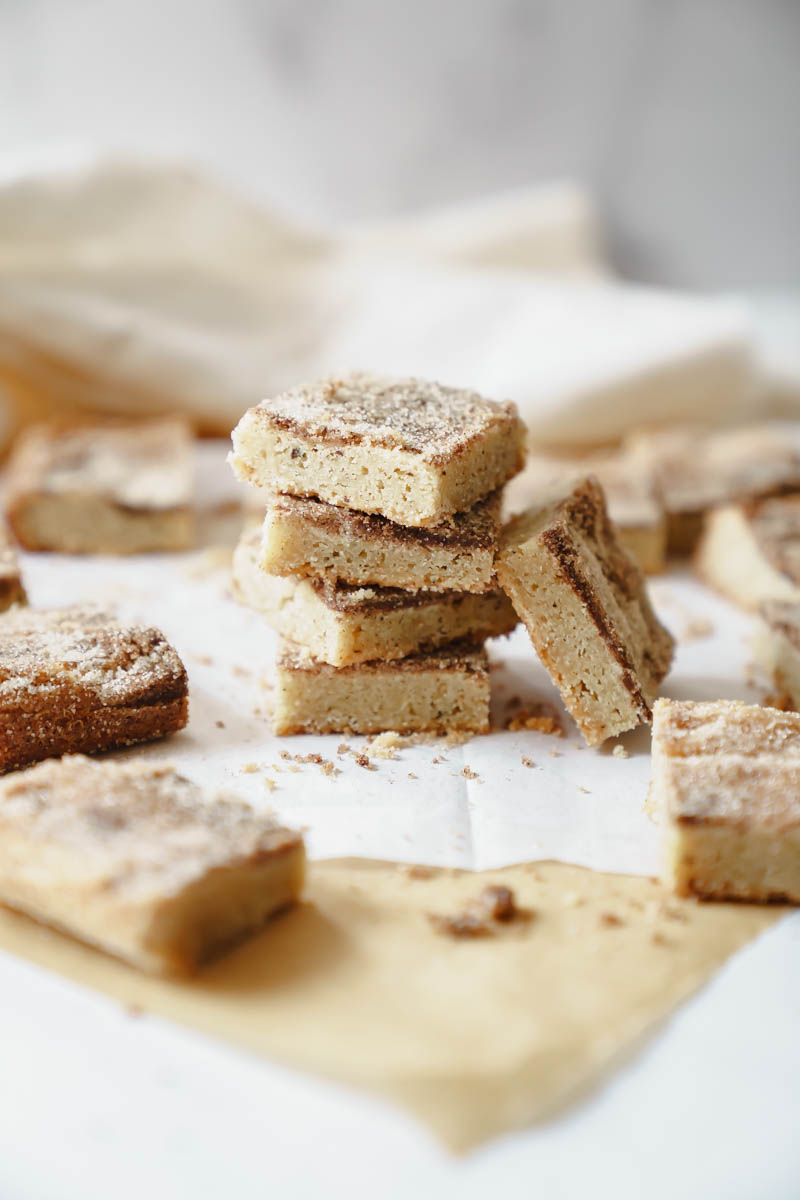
[1,0,798,286]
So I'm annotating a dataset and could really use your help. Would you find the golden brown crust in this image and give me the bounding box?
[0,607,188,771]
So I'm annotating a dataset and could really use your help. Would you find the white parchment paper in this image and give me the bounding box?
[16,443,767,877]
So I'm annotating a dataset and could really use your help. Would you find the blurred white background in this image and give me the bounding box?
[2,0,798,287]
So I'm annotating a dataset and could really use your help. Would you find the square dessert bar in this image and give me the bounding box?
[505,450,667,575]
[0,606,188,771]
[233,527,516,667]
[756,601,800,710]
[273,639,490,735]
[627,424,800,555]
[0,756,305,974]
[695,494,800,611]
[5,419,194,553]
[496,476,674,745]
[0,523,25,610]
[260,489,502,593]
[653,698,800,903]
[230,372,525,527]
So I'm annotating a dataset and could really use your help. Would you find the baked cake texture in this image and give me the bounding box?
[695,494,800,611]
[230,372,525,527]
[755,601,800,709]
[505,450,667,574]
[0,606,188,771]
[5,419,194,553]
[0,755,305,974]
[496,476,674,745]
[0,523,25,610]
[627,424,800,555]
[260,489,502,592]
[233,526,516,666]
[653,698,800,903]
[272,638,490,735]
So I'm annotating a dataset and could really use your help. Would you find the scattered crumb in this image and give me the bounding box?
[521,756,535,768]
[279,750,291,761]
[240,762,259,774]
[363,731,403,759]
[578,786,591,795]
[232,665,251,678]
[428,885,532,939]
[505,707,565,737]
[612,744,629,759]
[215,719,225,729]
[432,756,443,765]
[321,761,338,777]
[355,753,377,771]
[408,772,418,780]
[681,618,714,641]
[763,691,795,712]
[549,749,562,758]
[460,765,480,781]
[401,864,435,880]
[193,654,213,666]
[337,742,351,757]
[599,912,623,928]
[288,765,300,774]
[263,778,277,792]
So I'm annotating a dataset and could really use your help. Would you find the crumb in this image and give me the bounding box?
[193,654,213,665]
[321,761,338,777]
[578,786,591,794]
[363,731,404,759]
[428,885,532,938]
[279,750,291,760]
[612,744,628,759]
[681,618,714,641]
[461,765,480,781]
[355,753,377,771]
[288,765,300,773]
[763,691,795,712]
[240,762,259,774]
[505,706,565,736]
[263,777,277,792]
[408,772,418,780]
[599,912,623,927]
[432,756,442,764]
[337,742,350,757]
[521,756,535,768]
[401,864,435,880]
[232,665,251,678]
[549,749,562,758]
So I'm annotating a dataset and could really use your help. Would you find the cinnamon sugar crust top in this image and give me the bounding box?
[277,639,488,677]
[0,755,301,897]
[248,372,521,463]
[7,420,193,512]
[272,490,502,549]
[653,698,800,831]
[0,606,187,709]
[744,494,800,583]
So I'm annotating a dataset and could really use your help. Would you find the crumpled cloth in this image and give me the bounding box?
[0,157,757,447]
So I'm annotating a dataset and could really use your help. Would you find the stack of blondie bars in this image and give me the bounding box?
[229,372,525,735]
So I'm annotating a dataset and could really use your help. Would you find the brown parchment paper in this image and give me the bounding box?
[0,859,781,1151]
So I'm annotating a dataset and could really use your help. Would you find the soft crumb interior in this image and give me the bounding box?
[260,505,495,593]
[12,494,193,554]
[273,663,490,736]
[663,823,800,902]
